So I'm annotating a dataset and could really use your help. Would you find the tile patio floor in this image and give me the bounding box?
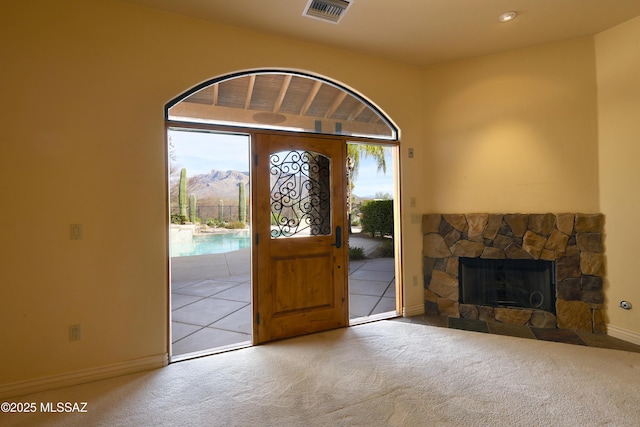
[171,240,396,358]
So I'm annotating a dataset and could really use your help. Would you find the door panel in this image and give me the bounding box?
[253,133,348,343]
[272,252,333,313]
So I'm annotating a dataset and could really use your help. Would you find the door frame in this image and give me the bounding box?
[165,122,403,351]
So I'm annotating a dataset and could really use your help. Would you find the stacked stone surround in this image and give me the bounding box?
[422,213,605,333]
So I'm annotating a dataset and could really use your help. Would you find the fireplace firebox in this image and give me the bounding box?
[459,258,556,313]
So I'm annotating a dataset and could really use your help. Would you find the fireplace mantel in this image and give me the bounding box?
[422,213,605,332]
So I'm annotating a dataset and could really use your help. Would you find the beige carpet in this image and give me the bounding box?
[3,321,640,426]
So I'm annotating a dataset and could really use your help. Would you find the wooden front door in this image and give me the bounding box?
[253,133,348,343]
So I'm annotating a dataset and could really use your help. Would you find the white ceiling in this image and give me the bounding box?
[120,0,640,66]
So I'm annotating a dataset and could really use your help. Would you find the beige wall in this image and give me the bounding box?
[420,37,600,214]
[0,0,423,386]
[2,0,638,389]
[595,16,640,338]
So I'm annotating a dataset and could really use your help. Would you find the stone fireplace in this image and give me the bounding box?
[422,213,605,332]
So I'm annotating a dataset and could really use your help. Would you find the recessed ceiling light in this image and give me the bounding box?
[498,11,517,22]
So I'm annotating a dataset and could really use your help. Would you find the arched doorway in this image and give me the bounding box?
[166,70,400,360]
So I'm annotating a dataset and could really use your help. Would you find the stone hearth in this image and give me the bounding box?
[422,213,605,333]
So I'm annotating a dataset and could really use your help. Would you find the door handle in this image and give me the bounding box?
[333,226,342,248]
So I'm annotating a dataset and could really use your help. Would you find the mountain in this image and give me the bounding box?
[171,169,389,207]
[172,169,249,205]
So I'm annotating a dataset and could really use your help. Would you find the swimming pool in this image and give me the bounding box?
[170,230,251,257]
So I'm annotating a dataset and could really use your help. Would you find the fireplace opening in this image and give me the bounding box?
[459,258,556,313]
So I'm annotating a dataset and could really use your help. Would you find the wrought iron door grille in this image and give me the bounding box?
[270,150,331,238]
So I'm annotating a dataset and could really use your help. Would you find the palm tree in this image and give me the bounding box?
[346,144,387,233]
[347,144,386,180]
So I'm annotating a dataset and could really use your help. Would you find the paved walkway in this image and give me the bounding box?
[170,234,396,358]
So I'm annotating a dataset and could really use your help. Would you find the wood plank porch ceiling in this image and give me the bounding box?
[179,73,384,126]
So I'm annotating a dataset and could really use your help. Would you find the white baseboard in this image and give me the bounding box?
[607,324,640,346]
[0,353,168,399]
[403,304,425,317]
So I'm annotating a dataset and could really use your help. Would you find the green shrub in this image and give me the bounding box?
[360,199,393,237]
[225,221,247,229]
[349,246,366,260]
[171,214,187,224]
[206,218,223,227]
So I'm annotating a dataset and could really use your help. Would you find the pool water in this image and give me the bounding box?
[171,230,251,257]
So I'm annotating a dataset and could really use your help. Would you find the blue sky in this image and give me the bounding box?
[169,129,393,198]
[169,130,250,173]
[350,147,393,198]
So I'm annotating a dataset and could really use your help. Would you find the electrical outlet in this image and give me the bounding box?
[411,214,421,224]
[69,324,82,341]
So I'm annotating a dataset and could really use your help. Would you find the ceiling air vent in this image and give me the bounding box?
[303,0,353,24]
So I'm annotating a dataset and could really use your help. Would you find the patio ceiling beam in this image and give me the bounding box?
[325,91,347,118]
[273,75,292,113]
[300,80,322,116]
[244,75,256,109]
[348,103,366,122]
